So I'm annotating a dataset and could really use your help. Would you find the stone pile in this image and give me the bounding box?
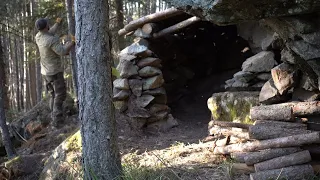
[113,38,178,131]
[225,51,277,90]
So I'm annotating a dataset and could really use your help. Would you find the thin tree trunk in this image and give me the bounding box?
[0,36,16,158]
[75,0,122,178]
[65,0,78,100]
[13,38,20,111]
[151,0,156,13]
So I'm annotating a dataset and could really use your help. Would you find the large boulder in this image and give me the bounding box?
[207,91,259,124]
[167,0,320,25]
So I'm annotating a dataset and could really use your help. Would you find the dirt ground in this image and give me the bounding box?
[6,73,250,180]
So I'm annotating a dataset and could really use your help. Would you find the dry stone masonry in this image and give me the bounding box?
[113,38,178,132]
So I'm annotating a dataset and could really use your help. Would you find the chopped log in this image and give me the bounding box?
[254,150,311,172]
[250,105,293,121]
[231,152,250,163]
[213,132,320,155]
[244,147,302,166]
[153,16,201,38]
[231,163,255,175]
[142,23,159,35]
[208,120,251,130]
[250,164,314,180]
[209,126,250,139]
[249,125,311,140]
[302,144,320,160]
[252,101,320,117]
[134,28,151,38]
[271,63,298,95]
[118,8,183,36]
[292,101,320,116]
[253,120,307,129]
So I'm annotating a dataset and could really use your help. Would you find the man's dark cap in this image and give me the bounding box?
[35,18,48,30]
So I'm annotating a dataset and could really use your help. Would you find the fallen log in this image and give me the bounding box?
[253,120,307,129]
[213,132,320,155]
[244,147,302,166]
[153,16,201,38]
[249,125,311,140]
[118,8,183,36]
[250,105,293,121]
[250,164,314,180]
[134,28,152,38]
[254,150,311,172]
[209,126,250,139]
[208,120,251,130]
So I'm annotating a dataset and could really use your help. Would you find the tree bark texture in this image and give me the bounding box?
[75,0,122,179]
[250,164,314,180]
[0,36,15,158]
[213,132,320,155]
[250,105,293,121]
[254,150,311,172]
[244,147,302,166]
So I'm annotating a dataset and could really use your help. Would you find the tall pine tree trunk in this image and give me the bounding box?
[151,0,156,13]
[75,0,122,178]
[0,35,16,158]
[13,38,20,111]
[65,0,78,100]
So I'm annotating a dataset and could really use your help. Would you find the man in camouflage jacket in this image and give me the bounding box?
[35,18,75,128]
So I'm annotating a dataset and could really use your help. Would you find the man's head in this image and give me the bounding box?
[35,18,49,31]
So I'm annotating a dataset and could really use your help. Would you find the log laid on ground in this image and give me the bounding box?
[253,120,307,129]
[153,16,201,38]
[250,105,293,121]
[254,150,311,172]
[134,28,152,38]
[208,120,251,130]
[244,147,302,166]
[142,23,159,35]
[213,132,320,155]
[231,152,250,163]
[252,101,320,117]
[249,125,311,140]
[118,8,183,36]
[250,164,314,180]
[291,101,320,116]
[231,163,255,175]
[209,126,250,139]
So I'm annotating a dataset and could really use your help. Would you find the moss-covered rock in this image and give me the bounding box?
[207,91,259,124]
[39,129,82,180]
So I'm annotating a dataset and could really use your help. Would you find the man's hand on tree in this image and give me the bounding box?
[56,17,62,24]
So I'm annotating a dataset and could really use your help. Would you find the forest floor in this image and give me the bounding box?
[3,73,254,179]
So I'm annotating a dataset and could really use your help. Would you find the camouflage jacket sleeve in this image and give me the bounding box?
[50,36,67,56]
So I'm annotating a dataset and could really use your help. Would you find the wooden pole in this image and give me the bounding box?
[118,7,183,36]
[153,16,201,38]
[209,120,251,130]
[250,105,294,121]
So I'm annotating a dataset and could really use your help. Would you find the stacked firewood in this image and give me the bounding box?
[208,101,320,179]
[113,38,178,131]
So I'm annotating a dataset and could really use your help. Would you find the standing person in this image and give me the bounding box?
[35,18,75,128]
